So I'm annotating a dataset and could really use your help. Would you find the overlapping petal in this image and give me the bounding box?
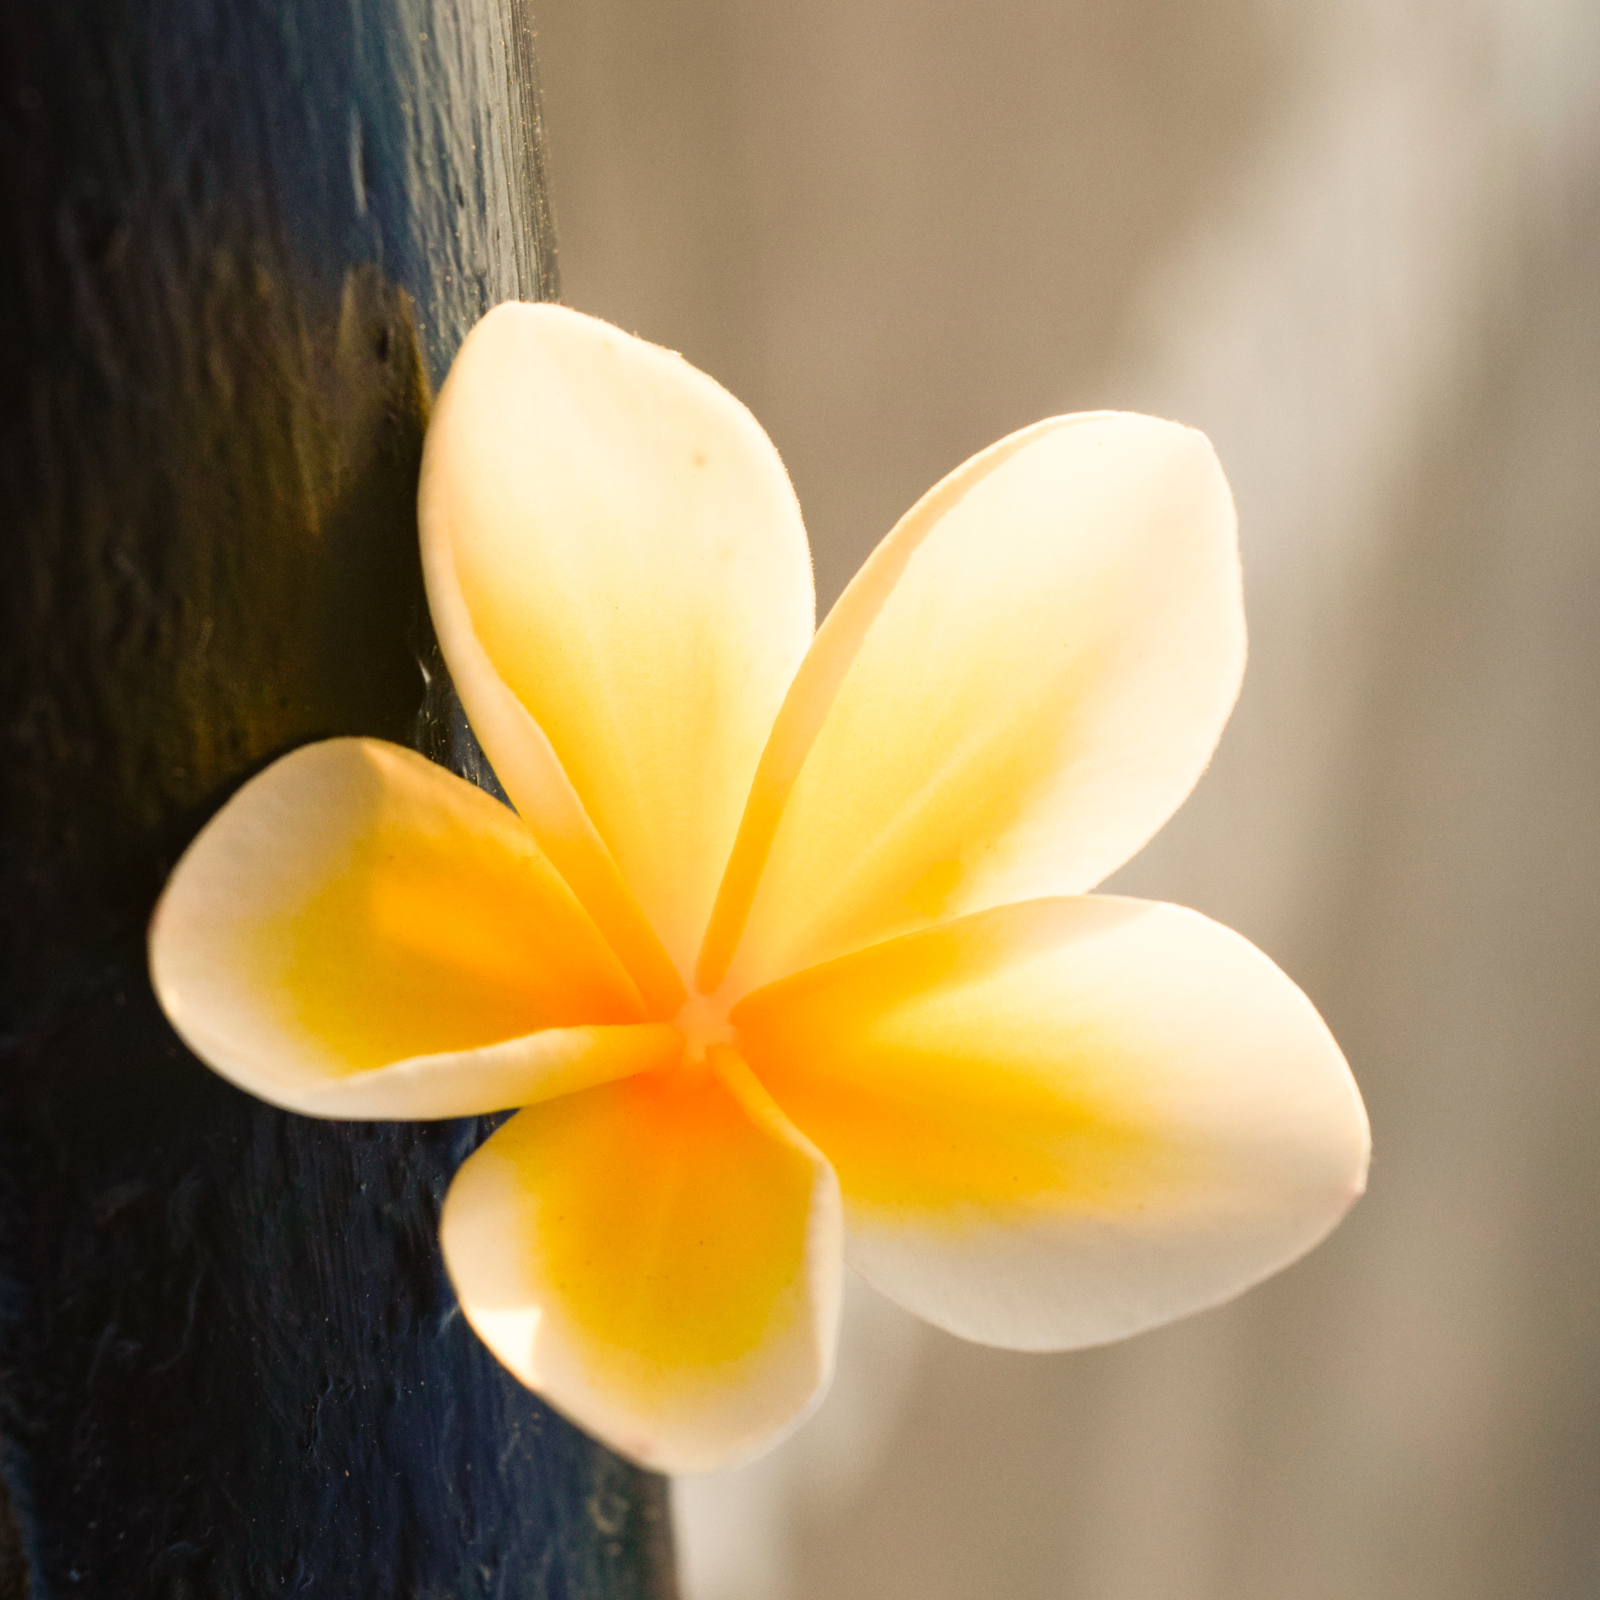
[732,896,1369,1350]
[440,1046,841,1472]
[148,738,671,1118]
[420,303,815,1002]
[145,300,1370,1478]
[700,414,1244,994]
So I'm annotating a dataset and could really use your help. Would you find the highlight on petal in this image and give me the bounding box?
[440,1047,842,1473]
[420,302,815,998]
[701,413,1244,994]
[149,738,666,1119]
[732,896,1369,1351]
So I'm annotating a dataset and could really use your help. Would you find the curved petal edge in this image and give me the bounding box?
[149,738,649,1118]
[733,895,1368,1351]
[716,413,1245,993]
[420,301,816,1005]
[440,1048,843,1472]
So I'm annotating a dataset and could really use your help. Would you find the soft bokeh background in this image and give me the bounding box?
[527,1,1600,1595]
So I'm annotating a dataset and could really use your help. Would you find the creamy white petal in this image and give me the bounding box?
[440,1047,842,1472]
[149,738,655,1118]
[420,303,814,1005]
[732,896,1368,1350]
[702,414,1243,994]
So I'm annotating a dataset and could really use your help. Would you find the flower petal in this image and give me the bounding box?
[439,1047,842,1472]
[420,303,815,1003]
[700,414,1243,994]
[149,738,666,1118]
[731,896,1368,1350]
[265,1026,683,1121]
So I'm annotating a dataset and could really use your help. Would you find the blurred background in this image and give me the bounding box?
[527,1,1600,1595]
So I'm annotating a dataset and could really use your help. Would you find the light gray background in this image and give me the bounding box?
[528,2,1600,1594]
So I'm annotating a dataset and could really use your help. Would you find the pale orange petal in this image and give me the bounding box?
[149,738,661,1117]
[732,897,1368,1350]
[700,414,1243,994]
[439,1047,842,1472]
[420,303,814,1006]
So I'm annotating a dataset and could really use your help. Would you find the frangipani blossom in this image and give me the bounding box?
[149,303,1369,1473]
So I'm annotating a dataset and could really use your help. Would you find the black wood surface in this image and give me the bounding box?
[0,1,676,1594]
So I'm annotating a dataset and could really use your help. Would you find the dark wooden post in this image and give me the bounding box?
[0,1,676,1593]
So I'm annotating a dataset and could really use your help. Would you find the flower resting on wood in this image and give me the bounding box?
[149,304,1369,1473]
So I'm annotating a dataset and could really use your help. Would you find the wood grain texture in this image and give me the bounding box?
[0,1,676,1594]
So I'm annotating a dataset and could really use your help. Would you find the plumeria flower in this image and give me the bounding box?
[149,304,1369,1473]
